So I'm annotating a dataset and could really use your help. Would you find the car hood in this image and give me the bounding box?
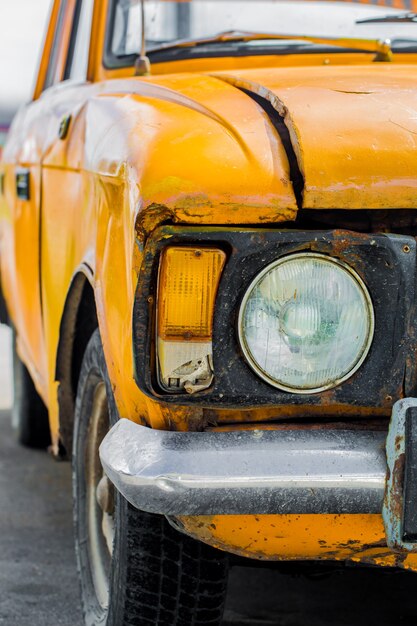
[83,64,417,228]
[84,74,298,227]
[212,64,417,210]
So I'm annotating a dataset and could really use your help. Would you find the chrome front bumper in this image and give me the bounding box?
[100,399,417,553]
[99,418,387,516]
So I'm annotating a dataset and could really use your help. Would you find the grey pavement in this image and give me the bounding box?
[2,326,417,625]
[0,407,83,625]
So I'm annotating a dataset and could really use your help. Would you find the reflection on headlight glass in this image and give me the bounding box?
[240,254,374,392]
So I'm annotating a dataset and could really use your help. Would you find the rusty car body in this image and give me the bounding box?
[3,0,417,623]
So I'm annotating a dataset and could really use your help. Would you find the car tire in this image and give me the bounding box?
[12,331,51,448]
[73,329,229,626]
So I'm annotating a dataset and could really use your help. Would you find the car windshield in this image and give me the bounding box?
[110,0,417,59]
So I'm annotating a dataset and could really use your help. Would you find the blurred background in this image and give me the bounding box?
[0,0,51,409]
[0,0,51,153]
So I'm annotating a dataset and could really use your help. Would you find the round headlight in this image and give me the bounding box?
[238,253,374,393]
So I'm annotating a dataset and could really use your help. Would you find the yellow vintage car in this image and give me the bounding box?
[3,0,417,623]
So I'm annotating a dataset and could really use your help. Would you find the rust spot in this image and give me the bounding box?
[390,452,406,518]
[395,552,407,567]
[360,541,387,551]
[135,203,175,240]
[207,418,389,432]
[338,539,362,548]
[357,553,393,566]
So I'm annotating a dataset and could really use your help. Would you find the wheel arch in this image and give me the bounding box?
[0,278,9,326]
[55,267,98,456]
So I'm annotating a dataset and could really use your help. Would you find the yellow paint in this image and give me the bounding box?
[214,65,417,209]
[178,514,388,560]
[1,0,417,567]
[177,514,417,571]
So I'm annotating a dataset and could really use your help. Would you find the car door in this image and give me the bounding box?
[39,0,96,420]
[0,0,94,401]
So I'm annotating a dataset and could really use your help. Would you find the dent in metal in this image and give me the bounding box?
[213,67,417,210]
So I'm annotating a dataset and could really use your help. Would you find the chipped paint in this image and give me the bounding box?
[176,514,395,564]
[383,398,417,553]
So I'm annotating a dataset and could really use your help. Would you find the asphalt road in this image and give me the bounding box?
[2,325,417,626]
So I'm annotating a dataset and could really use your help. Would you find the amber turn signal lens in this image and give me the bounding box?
[158,247,226,341]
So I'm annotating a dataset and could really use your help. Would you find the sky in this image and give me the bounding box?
[0,0,52,123]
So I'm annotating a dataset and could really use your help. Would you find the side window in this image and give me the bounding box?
[43,0,70,91]
[65,0,95,82]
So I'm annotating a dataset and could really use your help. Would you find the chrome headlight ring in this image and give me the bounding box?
[238,252,375,394]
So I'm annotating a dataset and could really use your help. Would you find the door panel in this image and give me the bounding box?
[0,101,49,400]
[13,165,47,394]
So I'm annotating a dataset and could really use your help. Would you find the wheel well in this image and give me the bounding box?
[0,274,9,326]
[55,273,98,457]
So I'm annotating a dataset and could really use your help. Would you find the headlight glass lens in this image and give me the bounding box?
[239,253,374,393]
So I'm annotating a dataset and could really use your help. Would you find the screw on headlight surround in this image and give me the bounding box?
[238,253,375,394]
[157,246,226,393]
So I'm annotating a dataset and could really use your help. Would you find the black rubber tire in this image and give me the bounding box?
[73,329,229,626]
[12,331,51,448]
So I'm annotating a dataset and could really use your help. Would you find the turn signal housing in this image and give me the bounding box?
[157,247,226,393]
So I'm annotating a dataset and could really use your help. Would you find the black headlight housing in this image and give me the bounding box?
[133,226,417,410]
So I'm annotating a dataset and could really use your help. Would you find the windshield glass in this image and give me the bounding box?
[110,0,417,59]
